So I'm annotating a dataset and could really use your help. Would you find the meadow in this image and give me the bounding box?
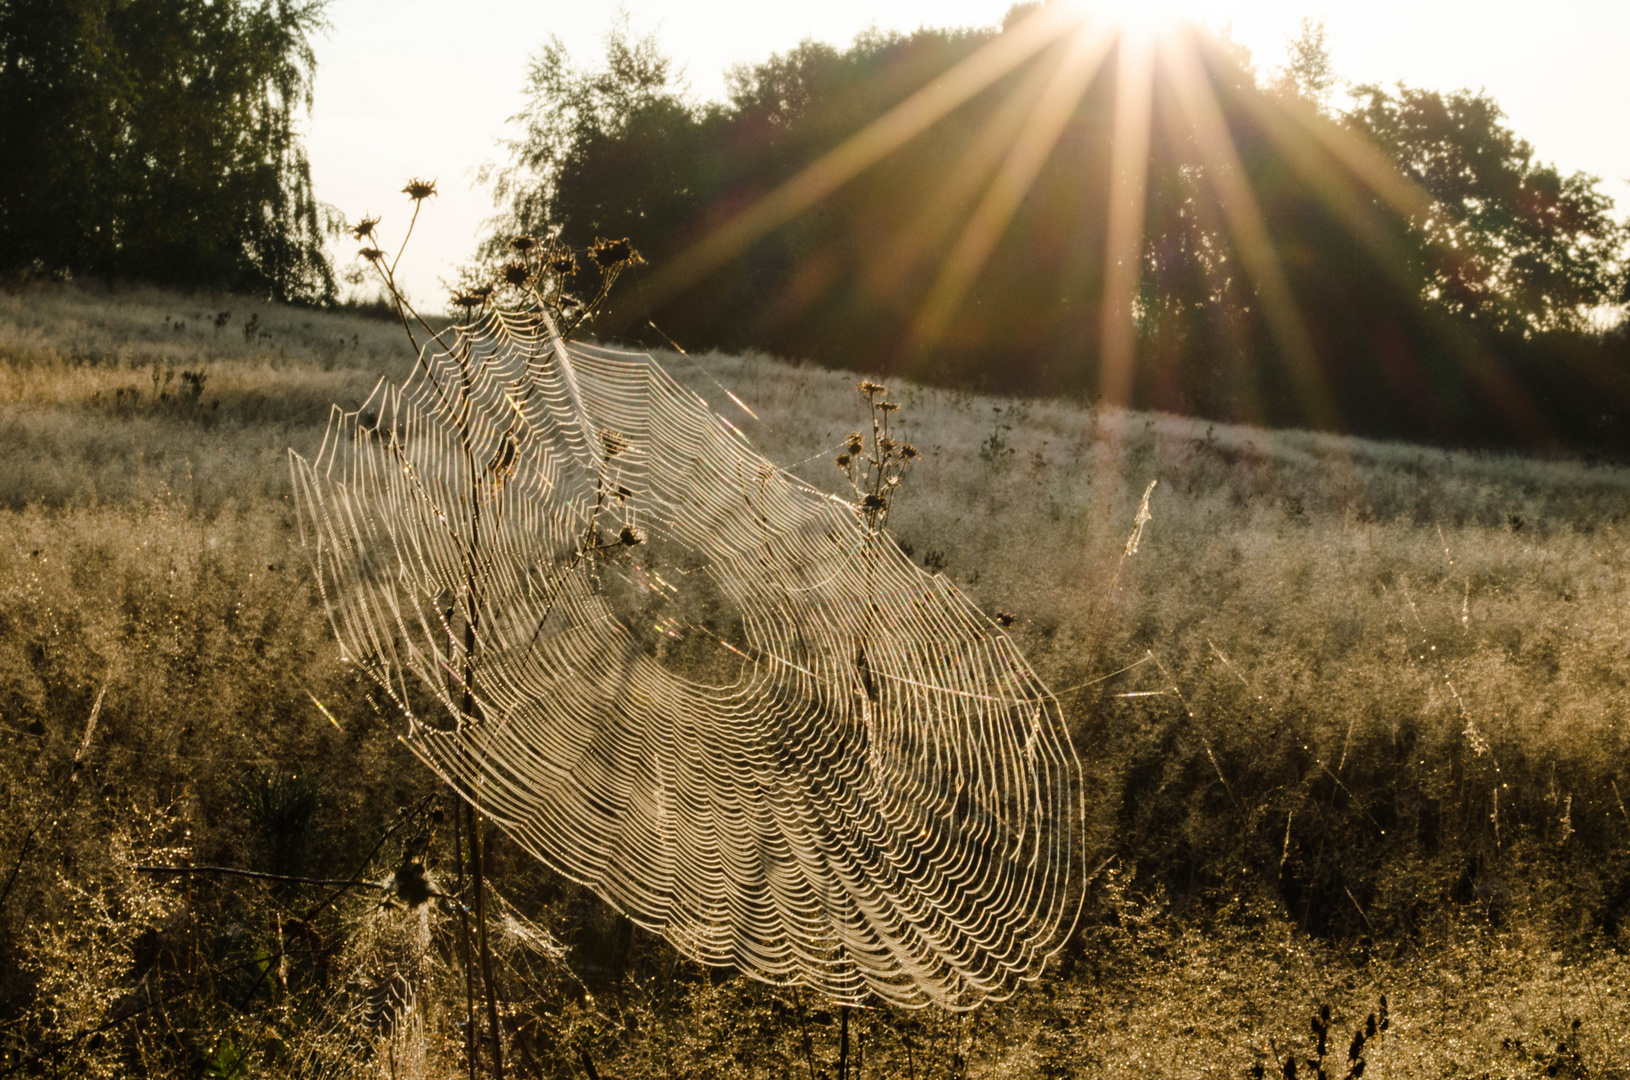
[1,281,1627,1078]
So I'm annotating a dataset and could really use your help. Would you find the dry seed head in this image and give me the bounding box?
[358,247,385,263]
[600,429,628,456]
[858,380,886,395]
[618,524,645,547]
[467,284,494,301]
[511,235,537,253]
[590,236,639,268]
[451,292,484,309]
[551,252,578,276]
[503,263,531,286]
[402,177,438,201]
[836,454,851,468]
[349,215,380,242]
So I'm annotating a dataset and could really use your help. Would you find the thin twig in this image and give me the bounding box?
[133,865,387,889]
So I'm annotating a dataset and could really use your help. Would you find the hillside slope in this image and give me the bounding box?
[2,282,1627,1076]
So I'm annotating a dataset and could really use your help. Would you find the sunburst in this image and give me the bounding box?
[643,5,1438,417]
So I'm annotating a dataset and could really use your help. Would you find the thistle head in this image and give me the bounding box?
[402,177,438,202]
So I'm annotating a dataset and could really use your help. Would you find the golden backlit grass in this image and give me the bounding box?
[2,282,1627,1077]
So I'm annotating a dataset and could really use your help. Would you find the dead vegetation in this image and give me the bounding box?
[1,282,1628,1077]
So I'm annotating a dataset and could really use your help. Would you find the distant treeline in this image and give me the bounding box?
[486,8,1630,455]
[0,0,334,303]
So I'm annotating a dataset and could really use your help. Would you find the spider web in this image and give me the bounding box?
[289,309,1083,1008]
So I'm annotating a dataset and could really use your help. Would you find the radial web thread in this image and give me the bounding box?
[290,310,1083,1008]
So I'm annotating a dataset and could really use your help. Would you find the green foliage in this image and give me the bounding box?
[0,0,336,302]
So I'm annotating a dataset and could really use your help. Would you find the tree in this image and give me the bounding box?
[0,0,335,302]
[1273,18,1335,111]
[483,16,1630,450]
[485,24,699,252]
[1342,84,1628,335]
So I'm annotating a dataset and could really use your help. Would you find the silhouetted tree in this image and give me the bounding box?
[1343,84,1628,335]
[484,13,1630,450]
[0,0,335,301]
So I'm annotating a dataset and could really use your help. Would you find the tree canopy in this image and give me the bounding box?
[0,0,335,302]
[484,13,1630,452]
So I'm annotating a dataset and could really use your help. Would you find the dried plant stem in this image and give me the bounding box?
[133,865,390,889]
[454,795,481,1080]
[838,1004,850,1080]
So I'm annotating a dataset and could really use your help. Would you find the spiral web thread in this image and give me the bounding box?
[290,309,1083,1008]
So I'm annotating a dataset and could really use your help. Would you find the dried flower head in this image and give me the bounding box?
[618,524,645,547]
[503,262,531,286]
[879,401,899,413]
[402,177,438,201]
[847,432,864,455]
[350,215,381,242]
[550,252,578,277]
[468,283,494,301]
[600,429,628,457]
[358,247,385,263]
[900,443,920,460]
[590,236,640,268]
[835,454,851,468]
[510,236,537,253]
[858,380,887,395]
[451,292,484,309]
[861,494,886,512]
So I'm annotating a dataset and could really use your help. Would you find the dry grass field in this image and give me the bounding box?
[2,281,1628,1078]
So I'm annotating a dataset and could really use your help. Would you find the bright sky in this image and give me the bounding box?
[306,0,1630,307]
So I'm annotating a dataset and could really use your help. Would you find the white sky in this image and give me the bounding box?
[306,0,1630,306]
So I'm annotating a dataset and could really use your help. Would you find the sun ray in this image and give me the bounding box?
[1233,89,1428,291]
[1162,29,1337,429]
[906,23,1116,356]
[1098,29,1155,409]
[641,4,1084,308]
[858,51,1060,313]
